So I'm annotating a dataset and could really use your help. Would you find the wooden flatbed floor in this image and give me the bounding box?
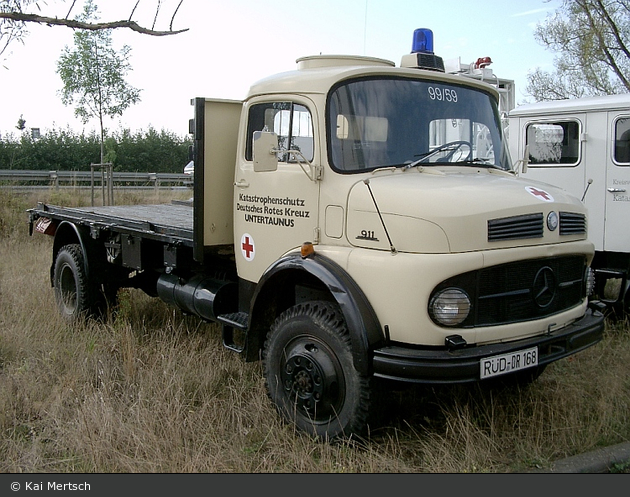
[30,201,194,245]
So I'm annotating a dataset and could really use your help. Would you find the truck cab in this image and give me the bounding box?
[188,30,603,436]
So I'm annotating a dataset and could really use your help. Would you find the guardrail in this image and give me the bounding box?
[0,169,192,205]
[0,169,189,185]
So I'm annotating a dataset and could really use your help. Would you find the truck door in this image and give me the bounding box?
[234,98,320,283]
[604,111,630,253]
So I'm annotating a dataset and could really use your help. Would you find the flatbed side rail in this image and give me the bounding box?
[28,203,194,247]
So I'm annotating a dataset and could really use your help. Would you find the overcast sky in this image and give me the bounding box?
[0,0,560,139]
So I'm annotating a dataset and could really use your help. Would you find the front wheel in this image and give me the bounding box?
[262,301,372,439]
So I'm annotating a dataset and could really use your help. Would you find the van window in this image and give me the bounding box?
[614,117,630,164]
[525,121,580,166]
[245,102,314,162]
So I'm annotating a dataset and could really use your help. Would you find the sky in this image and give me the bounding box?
[0,0,561,139]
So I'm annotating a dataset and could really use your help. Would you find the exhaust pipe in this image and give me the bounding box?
[156,273,238,322]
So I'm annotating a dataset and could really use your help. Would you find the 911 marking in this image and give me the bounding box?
[356,230,379,241]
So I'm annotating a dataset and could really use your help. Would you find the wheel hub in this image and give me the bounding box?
[281,342,341,418]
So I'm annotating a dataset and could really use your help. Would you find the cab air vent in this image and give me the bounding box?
[488,213,544,241]
[559,212,586,235]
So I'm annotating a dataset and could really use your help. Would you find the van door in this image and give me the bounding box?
[604,112,630,253]
[234,97,320,284]
[516,113,613,252]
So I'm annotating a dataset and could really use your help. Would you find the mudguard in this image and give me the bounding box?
[251,252,385,375]
[50,221,92,285]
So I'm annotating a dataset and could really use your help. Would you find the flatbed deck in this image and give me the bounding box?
[29,201,194,246]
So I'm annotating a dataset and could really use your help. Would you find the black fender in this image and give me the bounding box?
[249,252,385,375]
[50,221,92,286]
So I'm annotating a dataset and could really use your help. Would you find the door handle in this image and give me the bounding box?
[234,179,249,188]
[607,187,627,193]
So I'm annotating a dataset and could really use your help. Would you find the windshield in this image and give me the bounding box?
[327,77,512,173]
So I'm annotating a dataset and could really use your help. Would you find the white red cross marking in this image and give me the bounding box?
[526,186,554,202]
[240,233,255,261]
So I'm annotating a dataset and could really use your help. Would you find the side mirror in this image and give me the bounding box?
[253,131,279,172]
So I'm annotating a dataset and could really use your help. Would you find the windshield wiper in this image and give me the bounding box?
[403,141,473,170]
[402,152,435,170]
[454,158,504,170]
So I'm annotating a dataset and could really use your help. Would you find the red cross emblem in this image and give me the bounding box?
[526,186,554,202]
[241,233,255,261]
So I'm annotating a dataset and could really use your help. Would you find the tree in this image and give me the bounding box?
[526,0,630,101]
[15,113,25,130]
[57,1,141,164]
[1,0,187,59]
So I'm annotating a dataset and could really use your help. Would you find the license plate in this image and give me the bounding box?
[480,346,538,380]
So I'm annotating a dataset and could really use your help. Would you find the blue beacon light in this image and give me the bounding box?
[403,28,444,72]
[412,28,434,54]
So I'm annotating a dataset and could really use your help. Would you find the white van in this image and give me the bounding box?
[509,93,630,314]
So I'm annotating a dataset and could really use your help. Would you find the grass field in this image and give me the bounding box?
[1,189,629,473]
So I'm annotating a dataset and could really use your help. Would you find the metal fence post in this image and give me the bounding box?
[49,171,58,190]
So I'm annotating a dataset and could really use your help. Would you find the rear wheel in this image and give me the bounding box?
[53,244,94,322]
[263,301,372,440]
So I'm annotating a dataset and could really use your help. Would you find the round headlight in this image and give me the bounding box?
[430,288,471,326]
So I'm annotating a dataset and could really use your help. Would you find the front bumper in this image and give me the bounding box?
[372,306,605,384]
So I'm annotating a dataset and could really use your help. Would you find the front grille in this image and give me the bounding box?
[559,212,586,235]
[488,213,544,241]
[431,256,586,328]
[488,211,586,241]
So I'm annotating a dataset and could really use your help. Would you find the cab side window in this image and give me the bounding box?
[245,102,314,162]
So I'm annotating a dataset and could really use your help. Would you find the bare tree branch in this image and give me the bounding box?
[152,0,161,31]
[578,0,630,91]
[528,0,630,100]
[65,0,78,20]
[170,0,183,31]
[129,1,140,22]
[594,0,630,60]
[0,11,188,36]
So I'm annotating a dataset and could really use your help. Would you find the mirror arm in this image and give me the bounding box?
[280,149,322,182]
[514,144,530,175]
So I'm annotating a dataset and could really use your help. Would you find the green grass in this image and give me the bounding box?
[1,189,629,473]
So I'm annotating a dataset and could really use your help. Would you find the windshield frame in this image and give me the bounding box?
[326,75,512,174]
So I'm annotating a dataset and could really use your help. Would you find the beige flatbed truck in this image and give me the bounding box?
[28,29,605,439]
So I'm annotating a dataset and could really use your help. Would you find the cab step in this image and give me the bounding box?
[217,312,249,353]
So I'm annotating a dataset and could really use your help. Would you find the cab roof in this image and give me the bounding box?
[245,54,501,101]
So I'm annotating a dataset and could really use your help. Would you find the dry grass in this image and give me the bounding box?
[1,188,629,473]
